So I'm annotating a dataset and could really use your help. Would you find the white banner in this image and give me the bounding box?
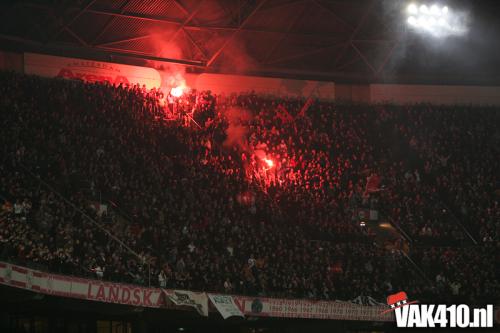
[0,262,166,308]
[11,262,479,323]
[208,294,244,319]
[163,289,209,317]
[233,296,395,322]
[24,53,161,89]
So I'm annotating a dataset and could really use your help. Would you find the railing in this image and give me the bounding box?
[0,260,395,322]
[15,164,152,285]
[436,198,478,245]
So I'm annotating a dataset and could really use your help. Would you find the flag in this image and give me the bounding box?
[296,97,313,119]
[276,104,294,123]
[163,289,209,317]
[208,294,244,319]
[364,173,381,196]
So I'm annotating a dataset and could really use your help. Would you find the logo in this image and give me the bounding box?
[56,60,130,86]
[174,292,199,309]
[172,292,205,316]
[383,291,494,328]
[382,291,418,314]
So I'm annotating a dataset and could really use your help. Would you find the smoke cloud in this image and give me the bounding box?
[148,28,189,91]
[222,107,252,149]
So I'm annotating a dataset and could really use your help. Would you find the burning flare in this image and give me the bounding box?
[263,158,274,168]
[170,86,184,97]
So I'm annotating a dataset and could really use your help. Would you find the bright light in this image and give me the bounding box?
[170,86,183,97]
[418,16,428,27]
[263,158,274,168]
[407,3,418,14]
[430,4,440,15]
[405,3,467,38]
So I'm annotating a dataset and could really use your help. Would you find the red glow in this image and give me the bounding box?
[170,86,183,97]
[264,158,274,168]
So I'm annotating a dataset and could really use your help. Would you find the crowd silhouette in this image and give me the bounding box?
[0,72,498,305]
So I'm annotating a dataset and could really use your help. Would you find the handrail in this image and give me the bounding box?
[17,164,149,272]
[399,249,434,286]
[437,199,478,245]
[384,213,414,244]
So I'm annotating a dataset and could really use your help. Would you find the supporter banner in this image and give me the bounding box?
[24,53,161,88]
[233,296,394,322]
[0,262,166,308]
[208,294,245,319]
[163,289,209,317]
[14,262,498,323]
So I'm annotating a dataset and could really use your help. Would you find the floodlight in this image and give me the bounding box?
[407,3,418,14]
[418,16,428,27]
[405,2,467,38]
[407,16,417,25]
[430,5,440,15]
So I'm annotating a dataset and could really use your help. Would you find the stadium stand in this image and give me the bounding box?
[1,71,498,309]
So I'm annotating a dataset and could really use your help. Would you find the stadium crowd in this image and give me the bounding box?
[0,71,498,305]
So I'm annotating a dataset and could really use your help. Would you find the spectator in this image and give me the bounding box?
[0,71,497,306]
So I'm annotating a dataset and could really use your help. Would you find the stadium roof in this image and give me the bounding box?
[1,0,500,85]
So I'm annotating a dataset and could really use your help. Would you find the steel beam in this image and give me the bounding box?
[48,0,97,44]
[206,0,269,67]
[183,29,208,60]
[376,41,398,75]
[333,0,375,68]
[265,41,345,65]
[65,27,89,47]
[0,33,205,67]
[261,0,307,64]
[166,0,206,48]
[310,0,352,31]
[91,0,132,45]
[351,41,376,74]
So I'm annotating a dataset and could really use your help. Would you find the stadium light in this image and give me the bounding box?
[404,3,468,38]
[407,16,417,26]
[430,4,440,15]
[407,3,418,14]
